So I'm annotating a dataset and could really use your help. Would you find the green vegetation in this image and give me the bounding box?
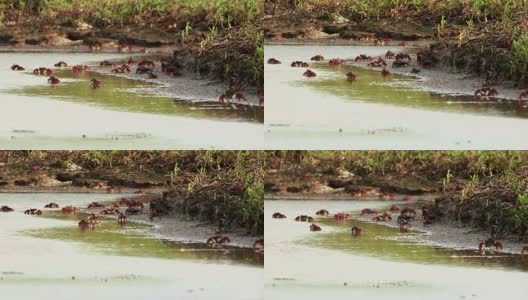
[0,150,264,235]
[270,151,528,241]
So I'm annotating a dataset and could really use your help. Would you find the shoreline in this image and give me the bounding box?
[2,188,261,249]
[267,194,527,255]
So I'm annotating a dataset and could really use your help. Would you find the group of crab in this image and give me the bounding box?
[11,61,101,88]
[272,203,528,256]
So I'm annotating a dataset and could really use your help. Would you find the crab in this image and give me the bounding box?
[381,68,391,78]
[358,34,376,41]
[399,41,408,47]
[328,58,347,65]
[310,224,322,231]
[99,60,113,67]
[291,61,309,67]
[295,215,314,222]
[207,236,231,246]
[372,212,393,221]
[333,212,351,220]
[112,64,131,73]
[518,91,528,105]
[351,226,363,237]
[47,76,61,85]
[89,43,104,52]
[272,212,287,219]
[474,88,498,98]
[218,90,247,104]
[395,53,412,61]
[11,64,25,71]
[100,208,120,215]
[399,221,410,233]
[423,214,435,226]
[403,196,413,202]
[346,72,358,81]
[310,55,324,61]
[368,58,387,67]
[127,57,136,65]
[34,67,53,76]
[378,193,395,200]
[253,239,264,252]
[315,209,329,216]
[361,208,378,216]
[118,213,128,225]
[0,205,14,212]
[117,45,134,53]
[522,246,528,256]
[385,51,395,59]
[24,209,42,215]
[401,208,417,217]
[54,61,68,67]
[397,214,414,225]
[72,65,90,72]
[147,71,158,79]
[90,79,102,89]
[119,197,133,206]
[138,60,155,68]
[128,201,145,208]
[389,205,400,213]
[267,58,282,64]
[88,202,106,209]
[479,238,503,254]
[355,54,373,62]
[135,189,146,194]
[44,202,59,208]
[125,207,142,215]
[88,213,99,223]
[78,219,95,230]
[373,39,391,46]
[61,206,79,214]
[303,69,317,77]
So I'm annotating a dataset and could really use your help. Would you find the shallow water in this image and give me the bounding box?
[265,199,528,300]
[0,193,263,300]
[265,45,528,149]
[0,53,263,149]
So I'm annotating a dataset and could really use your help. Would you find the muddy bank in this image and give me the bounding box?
[352,200,527,255]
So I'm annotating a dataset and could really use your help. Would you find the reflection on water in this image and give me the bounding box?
[307,217,528,272]
[301,64,528,119]
[8,68,263,123]
[24,211,263,267]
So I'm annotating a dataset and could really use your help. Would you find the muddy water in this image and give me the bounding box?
[265,45,528,149]
[265,199,528,300]
[0,193,263,300]
[0,53,263,149]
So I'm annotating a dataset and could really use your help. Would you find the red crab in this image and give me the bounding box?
[118,213,128,225]
[11,64,25,71]
[399,41,408,47]
[72,65,90,73]
[24,209,42,215]
[479,239,503,254]
[99,60,113,67]
[0,206,14,212]
[295,215,314,222]
[403,196,413,202]
[315,209,329,216]
[135,189,145,194]
[272,212,287,219]
[361,209,378,216]
[128,57,136,65]
[112,64,131,73]
[267,58,282,64]
[89,43,104,52]
[399,221,410,233]
[88,202,106,209]
[117,45,134,53]
[34,67,53,76]
[54,61,68,67]
[351,226,362,237]
[147,71,158,79]
[218,90,247,104]
[61,206,79,214]
[372,212,393,221]
[474,88,498,98]
[355,54,373,62]
[88,213,99,223]
[90,79,102,89]
[334,212,351,220]
[401,208,417,217]
[522,246,528,256]
[328,58,347,66]
[149,210,161,221]
[381,68,391,78]
[346,72,358,81]
[291,61,309,67]
[303,69,317,77]
[47,76,61,85]
[385,51,395,59]
[138,60,155,68]
[518,91,528,105]
[207,236,231,246]
[44,202,59,208]
[368,58,388,67]
[389,205,400,213]
[310,55,324,61]
[395,53,412,61]
[310,224,322,231]
[78,219,95,230]
[253,239,264,252]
